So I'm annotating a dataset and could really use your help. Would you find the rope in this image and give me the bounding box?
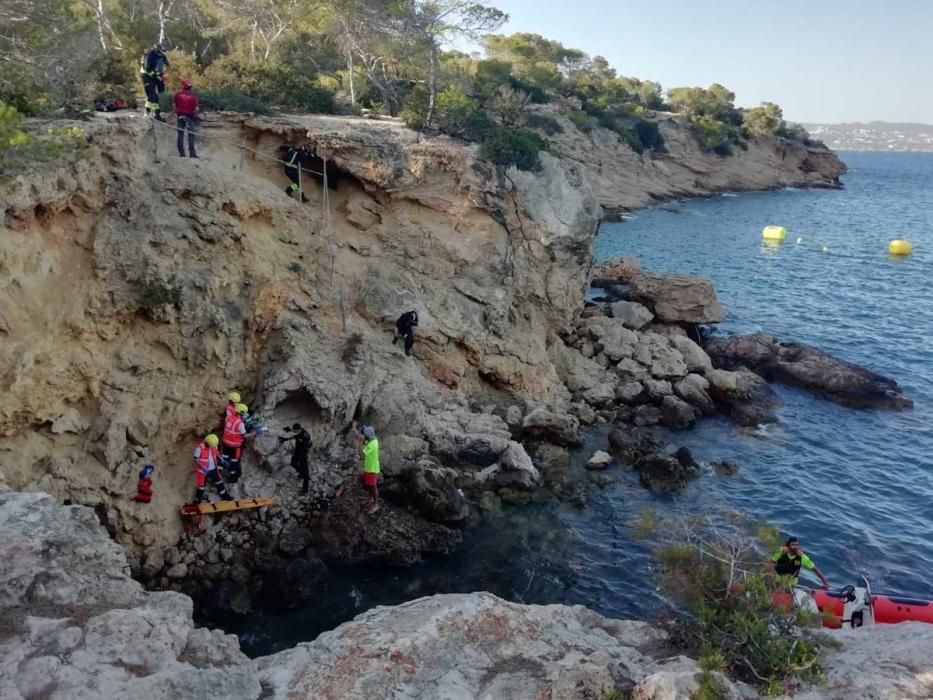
[150,115,348,331]
[149,116,326,176]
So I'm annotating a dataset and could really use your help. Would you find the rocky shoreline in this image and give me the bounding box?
[6,110,928,698]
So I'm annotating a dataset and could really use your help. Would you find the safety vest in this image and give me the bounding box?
[195,442,218,472]
[223,414,245,447]
[774,547,804,577]
[225,403,237,421]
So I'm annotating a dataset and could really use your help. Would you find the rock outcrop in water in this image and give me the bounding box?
[3,482,932,700]
[704,332,914,409]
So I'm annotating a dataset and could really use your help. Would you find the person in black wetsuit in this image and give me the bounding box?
[279,423,313,494]
[393,309,419,356]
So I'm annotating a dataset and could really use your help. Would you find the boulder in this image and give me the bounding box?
[504,405,524,432]
[635,333,689,379]
[582,382,617,408]
[533,443,570,471]
[277,522,313,557]
[316,489,461,566]
[421,409,512,467]
[616,381,646,404]
[643,378,673,400]
[585,451,613,471]
[706,368,779,426]
[611,300,654,330]
[576,316,639,361]
[674,373,716,414]
[570,401,597,425]
[634,405,661,426]
[635,452,701,492]
[494,441,541,490]
[668,334,713,373]
[614,357,649,381]
[50,409,89,435]
[660,396,698,429]
[591,255,641,284]
[396,463,470,523]
[629,272,725,324]
[705,332,913,409]
[521,408,582,446]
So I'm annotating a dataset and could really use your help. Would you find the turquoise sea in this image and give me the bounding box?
[206,151,933,656]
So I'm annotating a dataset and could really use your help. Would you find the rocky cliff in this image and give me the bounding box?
[537,107,847,213]
[3,484,931,700]
[0,110,845,552]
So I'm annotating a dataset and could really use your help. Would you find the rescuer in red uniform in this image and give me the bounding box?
[172,78,199,158]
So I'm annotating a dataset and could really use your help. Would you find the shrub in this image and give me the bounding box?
[633,120,664,151]
[196,89,271,114]
[568,110,595,133]
[474,59,514,98]
[200,56,335,112]
[525,113,563,135]
[488,85,530,127]
[650,512,827,690]
[400,85,430,130]
[1,102,89,177]
[435,86,483,138]
[479,125,544,171]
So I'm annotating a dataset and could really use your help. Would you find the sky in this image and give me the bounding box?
[479,0,933,124]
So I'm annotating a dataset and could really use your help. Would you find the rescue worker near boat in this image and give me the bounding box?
[283,145,315,202]
[221,402,252,484]
[770,537,830,589]
[140,43,169,120]
[173,78,199,158]
[192,434,232,504]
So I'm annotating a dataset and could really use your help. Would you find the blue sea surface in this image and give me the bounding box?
[208,152,933,656]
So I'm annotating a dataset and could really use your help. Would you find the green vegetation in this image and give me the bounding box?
[1,0,813,166]
[646,511,827,692]
[1,102,89,178]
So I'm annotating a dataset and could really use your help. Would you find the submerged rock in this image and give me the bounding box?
[706,368,780,426]
[705,332,913,409]
[635,452,701,492]
[585,450,613,470]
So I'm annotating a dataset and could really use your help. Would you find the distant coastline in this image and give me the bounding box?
[802,121,933,152]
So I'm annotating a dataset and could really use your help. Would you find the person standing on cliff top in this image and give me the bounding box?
[173,78,199,158]
[280,423,312,495]
[361,425,381,514]
[393,310,419,357]
[769,537,830,589]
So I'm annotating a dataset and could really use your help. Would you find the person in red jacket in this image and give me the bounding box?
[173,78,199,158]
[134,464,154,503]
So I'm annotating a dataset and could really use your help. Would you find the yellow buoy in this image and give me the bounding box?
[888,240,912,256]
[762,225,787,242]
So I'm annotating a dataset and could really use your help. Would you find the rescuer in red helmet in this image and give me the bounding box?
[172,78,199,158]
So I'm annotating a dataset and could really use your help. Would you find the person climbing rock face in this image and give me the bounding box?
[360,425,381,514]
[280,423,312,494]
[283,145,315,203]
[393,309,419,356]
[134,464,154,503]
[770,537,830,589]
[192,434,233,504]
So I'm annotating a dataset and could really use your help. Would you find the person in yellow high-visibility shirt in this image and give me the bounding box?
[770,537,830,589]
[361,425,380,514]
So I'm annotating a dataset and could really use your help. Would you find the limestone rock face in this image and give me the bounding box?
[611,300,654,330]
[629,272,725,324]
[256,592,691,700]
[0,486,261,700]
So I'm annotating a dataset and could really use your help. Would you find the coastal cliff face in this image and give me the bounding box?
[3,486,931,700]
[540,108,847,213]
[0,111,843,550]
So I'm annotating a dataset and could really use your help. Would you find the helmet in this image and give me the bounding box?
[292,422,302,431]
[154,43,164,52]
[205,434,219,447]
[181,78,193,90]
[227,391,241,403]
[362,425,376,440]
[139,464,154,479]
[235,403,249,415]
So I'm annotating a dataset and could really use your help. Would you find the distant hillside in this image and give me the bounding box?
[801,121,933,152]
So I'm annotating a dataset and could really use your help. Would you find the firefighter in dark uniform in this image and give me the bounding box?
[140,43,169,120]
[393,310,419,356]
[283,145,315,202]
